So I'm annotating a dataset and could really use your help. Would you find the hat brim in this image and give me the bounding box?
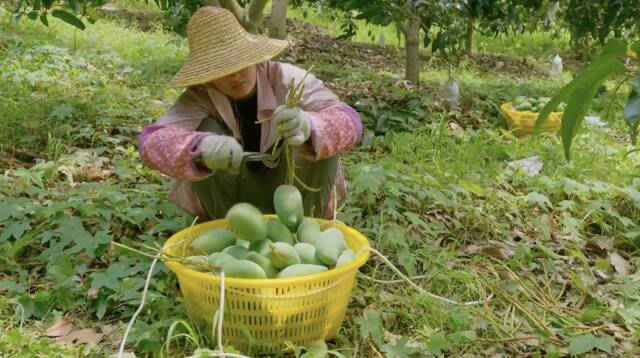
[168,35,289,88]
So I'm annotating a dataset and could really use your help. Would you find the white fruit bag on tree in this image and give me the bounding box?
[443,77,460,107]
[550,54,563,76]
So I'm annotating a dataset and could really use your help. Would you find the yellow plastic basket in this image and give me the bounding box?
[162,217,370,354]
[499,102,563,136]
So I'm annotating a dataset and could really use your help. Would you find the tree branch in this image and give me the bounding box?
[218,0,246,23]
[247,0,270,25]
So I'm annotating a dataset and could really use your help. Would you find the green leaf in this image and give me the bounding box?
[602,39,626,57]
[300,340,328,358]
[18,291,51,319]
[560,86,597,161]
[426,332,448,355]
[355,310,384,346]
[90,262,131,291]
[381,336,418,358]
[458,180,485,196]
[525,192,552,210]
[39,13,48,27]
[623,186,640,208]
[0,222,31,242]
[568,333,614,355]
[631,42,640,55]
[624,76,640,145]
[51,9,85,30]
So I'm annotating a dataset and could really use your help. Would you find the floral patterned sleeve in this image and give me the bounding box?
[139,125,213,181]
[299,104,362,160]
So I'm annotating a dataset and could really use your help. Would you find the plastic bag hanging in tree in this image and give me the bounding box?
[550,54,563,76]
[443,77,460,108]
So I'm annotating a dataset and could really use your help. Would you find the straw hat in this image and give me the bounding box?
[168,6,289,88]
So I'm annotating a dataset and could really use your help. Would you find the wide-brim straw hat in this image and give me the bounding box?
[168,6,289,88]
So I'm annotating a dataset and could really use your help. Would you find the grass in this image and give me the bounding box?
[2,4,640,357]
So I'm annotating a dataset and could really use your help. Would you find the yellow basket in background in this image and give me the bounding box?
[500,102,563,136]
[162,217,370,354]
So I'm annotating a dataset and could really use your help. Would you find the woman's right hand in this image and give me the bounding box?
[198,135,243,173]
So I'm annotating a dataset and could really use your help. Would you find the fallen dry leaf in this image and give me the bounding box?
[56,328,104,346]
[609,252,633,276]
[44,318,73,337]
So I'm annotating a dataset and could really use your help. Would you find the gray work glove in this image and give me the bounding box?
[198,135,243,173]
[273,105,311,146]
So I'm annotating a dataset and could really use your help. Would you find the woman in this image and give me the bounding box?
[139,6,362,220]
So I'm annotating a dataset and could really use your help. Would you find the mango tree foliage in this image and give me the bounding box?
[561,0,640,51]
[10,0,288,37]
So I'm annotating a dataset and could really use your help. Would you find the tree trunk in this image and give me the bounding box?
[246,0,269,33]
[217,0,269,33]
[465,19,474,56]
[268,0,288,39]
[402,17,420,85]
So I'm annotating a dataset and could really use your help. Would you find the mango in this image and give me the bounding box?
[336,249,355,267]
[235,239,250,249]
[268,242,301,269]
[273,185,304,232]
[266,218,294,245]
[207,252,237,267]
[277,264,328,278]
[226,203,267,242]
[221,259,267,279]
[294,242,320,265]
[191,228,236,255]
[297,218,321,244]
[249,239,273,256]
[222,245,250,260]
[246,252,279,278]
[315,227,346,266]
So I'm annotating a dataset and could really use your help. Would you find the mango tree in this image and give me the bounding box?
[560,0,640,59]
[10,0,290,38]
[302,0,431,85]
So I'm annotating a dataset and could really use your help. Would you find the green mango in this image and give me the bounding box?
[315,227,347,266]
[249,239,273,256]
[516,102,532,111]
[277,264,328,278]
[273,185,304,232]
[336,249,355,267]
[207,252,237,267]
[221,259,267,279]
[514,96,526,104]
[191,228,236,255]
[266,219,294,245]
[246,252,279,278]
[235,239,250,249]
[226,203,267,242]
[294,242,321,265]
[297,218,321,244]
[268,242,301,269]
[222,245,250,260]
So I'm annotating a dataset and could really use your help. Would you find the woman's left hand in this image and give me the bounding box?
[273,105,311,146]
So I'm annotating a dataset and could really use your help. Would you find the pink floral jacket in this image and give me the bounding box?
[138,61,362,219]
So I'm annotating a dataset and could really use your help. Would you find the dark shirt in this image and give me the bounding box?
[232,93,264,171]
[232,93,260,152]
